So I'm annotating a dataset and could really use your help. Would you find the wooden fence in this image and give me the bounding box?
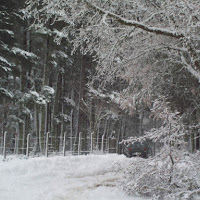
[0,131,118,160]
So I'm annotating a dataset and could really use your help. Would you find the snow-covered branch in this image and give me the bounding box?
[85,0,185,39]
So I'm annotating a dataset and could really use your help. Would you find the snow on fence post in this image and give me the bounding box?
[26,134,30,158]
[3,131,7,160]
[90,132,93,153]
[101,134,105,154]
[78,132,81,155]
[63,131,66,156]
[45,132,49,157]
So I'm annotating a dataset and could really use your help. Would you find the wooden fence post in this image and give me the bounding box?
[108,137,110,154]
[45,132,49,157]
[78,132,81,155]
[63,131,66,156]
[101,134,105,154]
[90,132,93,153]
[3,131,7,160]
[14,135,18,155]
[26,134,30,158]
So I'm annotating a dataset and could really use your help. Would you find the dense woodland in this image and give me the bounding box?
[1,0,200,199]
[0,0,200,156]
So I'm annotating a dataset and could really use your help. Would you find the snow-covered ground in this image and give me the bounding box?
[0,154,146,200]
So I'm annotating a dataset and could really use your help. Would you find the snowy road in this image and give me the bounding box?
[0,154,145,200]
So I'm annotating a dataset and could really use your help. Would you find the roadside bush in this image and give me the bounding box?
[120,99,200,200]
[120,150,200,200]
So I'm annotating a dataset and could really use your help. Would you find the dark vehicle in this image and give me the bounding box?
[123,141,149,158]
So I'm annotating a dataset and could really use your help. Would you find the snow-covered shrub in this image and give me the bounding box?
[120,150,200,200]
[120,99,200,200]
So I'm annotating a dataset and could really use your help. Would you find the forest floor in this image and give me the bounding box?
[0,154,147,200]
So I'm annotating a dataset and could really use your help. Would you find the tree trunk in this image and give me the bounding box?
[73,54,87,153]
[51,72,62,151]
[39,34,50,154]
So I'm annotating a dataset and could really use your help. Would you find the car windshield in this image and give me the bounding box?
[130,142,144,148]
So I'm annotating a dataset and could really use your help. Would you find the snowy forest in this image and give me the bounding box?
[1,0,200,199]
